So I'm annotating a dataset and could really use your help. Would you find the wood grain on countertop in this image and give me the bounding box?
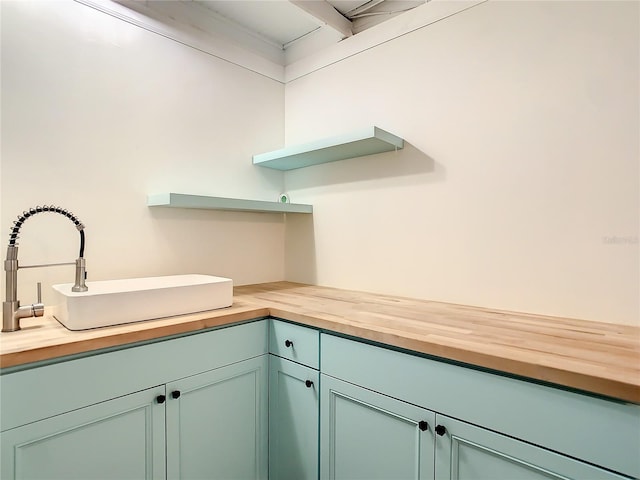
[234,283,640,403]
[1,282,639,403]
[0,302,268,368]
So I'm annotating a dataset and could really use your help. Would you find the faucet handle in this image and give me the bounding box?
[11,282,45,322]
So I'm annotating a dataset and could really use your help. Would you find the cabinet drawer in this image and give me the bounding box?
[270,319,319,369]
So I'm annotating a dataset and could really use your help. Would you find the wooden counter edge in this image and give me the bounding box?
[267,308,640,404]
[0,308,269,369]
[1,287,638,404]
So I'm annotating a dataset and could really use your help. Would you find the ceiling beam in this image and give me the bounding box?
[289,0,353,38]
[344,0,385,18]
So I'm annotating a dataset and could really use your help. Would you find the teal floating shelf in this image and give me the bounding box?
[147,193,313,214]
[252,126,404,171]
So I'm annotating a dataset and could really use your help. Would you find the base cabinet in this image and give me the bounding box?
[1,355,269,480]
[320,333,639,480]
[167,355,269,480]
[0,320,269,480]
[1,387,166,480]
[268,320,321,480]
[320,374,435,480]
[2,319,638,480]
[319,377,632,480]
[269,356,319,480]
[434,415,628,480]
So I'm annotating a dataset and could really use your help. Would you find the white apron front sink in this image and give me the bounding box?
[52,274,233,330]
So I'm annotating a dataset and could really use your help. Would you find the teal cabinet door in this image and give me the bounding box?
[434,415,629,480]
[269,355,319,480]
[321,374,435,480]
[166,355,269,480]
[0,386,166,480]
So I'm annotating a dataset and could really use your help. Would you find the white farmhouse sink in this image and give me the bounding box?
[52,274,233,331]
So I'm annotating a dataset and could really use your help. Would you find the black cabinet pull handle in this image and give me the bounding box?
[418,420,429,431]
[285,339,294,348]
[171,390,181,399]
[435,425,447,436]
[156,395,166,404]
[305,380,314,388]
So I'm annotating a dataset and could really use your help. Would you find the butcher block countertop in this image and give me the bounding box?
[1,282,639,403]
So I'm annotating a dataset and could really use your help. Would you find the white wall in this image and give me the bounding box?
[284,1,640,325]
[2,0,637,326]
[1,0,286,306]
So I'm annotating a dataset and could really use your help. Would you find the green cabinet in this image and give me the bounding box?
[0,320,269,480]
[320,333,639,480]
[269,356,319,480]
[320,374,435,480]
[269,319,320,480]
[2,318,638,480]
[1,386,166,480]
[269,318,320,369]
[167,355,268,480]
[434,415,628,480]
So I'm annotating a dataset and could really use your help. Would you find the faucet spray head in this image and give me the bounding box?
[72,257,88,292]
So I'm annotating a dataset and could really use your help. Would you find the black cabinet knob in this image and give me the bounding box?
[156,395,166,404]
[418,420,429,431]
[285,339,294,348]
[435,425,447,436]
[305,380,314,388]
[171,390,181,399]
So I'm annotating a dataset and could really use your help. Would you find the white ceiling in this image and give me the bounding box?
[195,0,426,44]
[198,1,324,47]
[119,0,426,65]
